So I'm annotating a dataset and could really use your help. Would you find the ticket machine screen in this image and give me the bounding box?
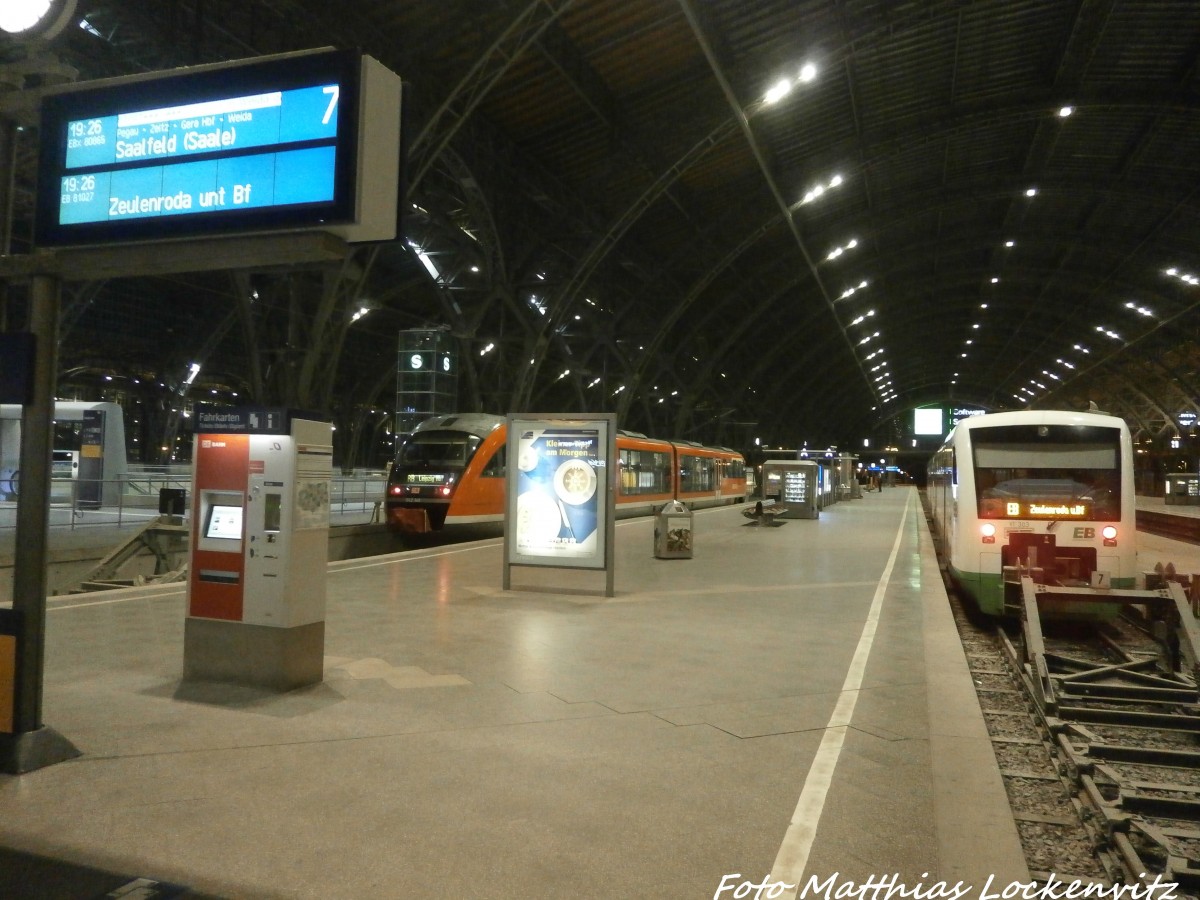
[204,504,244,540]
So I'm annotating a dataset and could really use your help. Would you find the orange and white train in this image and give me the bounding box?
[385,413,747,533]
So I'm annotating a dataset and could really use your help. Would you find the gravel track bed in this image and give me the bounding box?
[985,711,1042,740]
[994,741,1059,777]
[942,586,1110,882]
[1088,724,1200,750]
[974,671,1017,691]
[1111,763,1200,787]
[978,689,1030,713]
[929,496,1200,888]
[1015,821,1107,879]
[1005,776,1077,816]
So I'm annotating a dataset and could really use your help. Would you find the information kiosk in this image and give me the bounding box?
[184,407,333,691]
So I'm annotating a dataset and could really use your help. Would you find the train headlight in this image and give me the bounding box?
[441,486,453,496]
[1102,525,1118,546]
[389,485,403,496]
[980,522,996,544]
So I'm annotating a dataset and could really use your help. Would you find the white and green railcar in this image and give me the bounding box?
[927,410,1135,617]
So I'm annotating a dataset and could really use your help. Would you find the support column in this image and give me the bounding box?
[0,270,80,773]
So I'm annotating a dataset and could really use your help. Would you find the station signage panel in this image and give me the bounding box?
[405,352,454,373]
[36,48,401,246]
[951,407,987,425]
[1000,500,1091,519]
[195,405,321,435]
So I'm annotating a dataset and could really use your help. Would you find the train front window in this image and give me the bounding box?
[972,424,1121,521]
[397,431,483,470]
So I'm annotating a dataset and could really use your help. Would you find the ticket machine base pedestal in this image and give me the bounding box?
[182,617,324,692]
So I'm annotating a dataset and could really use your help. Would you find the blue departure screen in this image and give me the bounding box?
[64,84,339,170]
[36,48,365,246]
[60,147,337,224]
[58,84,340,226]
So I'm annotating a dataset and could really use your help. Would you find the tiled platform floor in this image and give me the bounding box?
[2,487,1030,898]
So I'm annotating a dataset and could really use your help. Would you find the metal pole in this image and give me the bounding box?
[0,117,16,333]
[13,271,60,726]
[1,268,79,773]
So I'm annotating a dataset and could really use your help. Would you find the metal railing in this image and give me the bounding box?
[0,471,388,531]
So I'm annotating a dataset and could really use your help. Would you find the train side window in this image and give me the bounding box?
[620,449,671,494]
[680,456,715,492]
[481,445,506,478]
[620,449,639,492]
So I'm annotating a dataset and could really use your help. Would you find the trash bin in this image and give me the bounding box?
[159,487,187,516]
[654,500,693,559]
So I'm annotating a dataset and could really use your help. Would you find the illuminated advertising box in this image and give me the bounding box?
[913,407,944,436]
[504,415,616,574]
[36,47,401,246]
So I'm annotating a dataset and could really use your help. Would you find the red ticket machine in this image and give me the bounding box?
[183,407,332,690]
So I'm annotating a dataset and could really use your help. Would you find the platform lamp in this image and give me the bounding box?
[0,0,78,40]
[0,0,79,294]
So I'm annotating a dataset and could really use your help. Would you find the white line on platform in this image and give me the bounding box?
[768,491,913,897]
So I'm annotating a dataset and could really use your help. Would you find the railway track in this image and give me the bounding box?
[1138,511,1200,547]
[953,577,1200,895]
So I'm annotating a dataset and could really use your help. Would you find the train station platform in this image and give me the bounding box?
[3,487,1030,898]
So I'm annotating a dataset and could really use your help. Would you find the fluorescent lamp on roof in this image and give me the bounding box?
[763,79,792,105]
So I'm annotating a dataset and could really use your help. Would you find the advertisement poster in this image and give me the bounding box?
[294,479,331,530]
[505,415,614,575]
[515,427,601,560]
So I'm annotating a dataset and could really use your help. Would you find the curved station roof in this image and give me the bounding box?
[3,0,1200,458]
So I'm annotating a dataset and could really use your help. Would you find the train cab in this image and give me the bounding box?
[385,413,506,532]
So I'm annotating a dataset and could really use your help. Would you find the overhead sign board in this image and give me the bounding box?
[195,406,326,435]
[36,47,401,247]
[913,407,944,436]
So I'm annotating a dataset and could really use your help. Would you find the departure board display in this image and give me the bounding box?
[35,48,399,247]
